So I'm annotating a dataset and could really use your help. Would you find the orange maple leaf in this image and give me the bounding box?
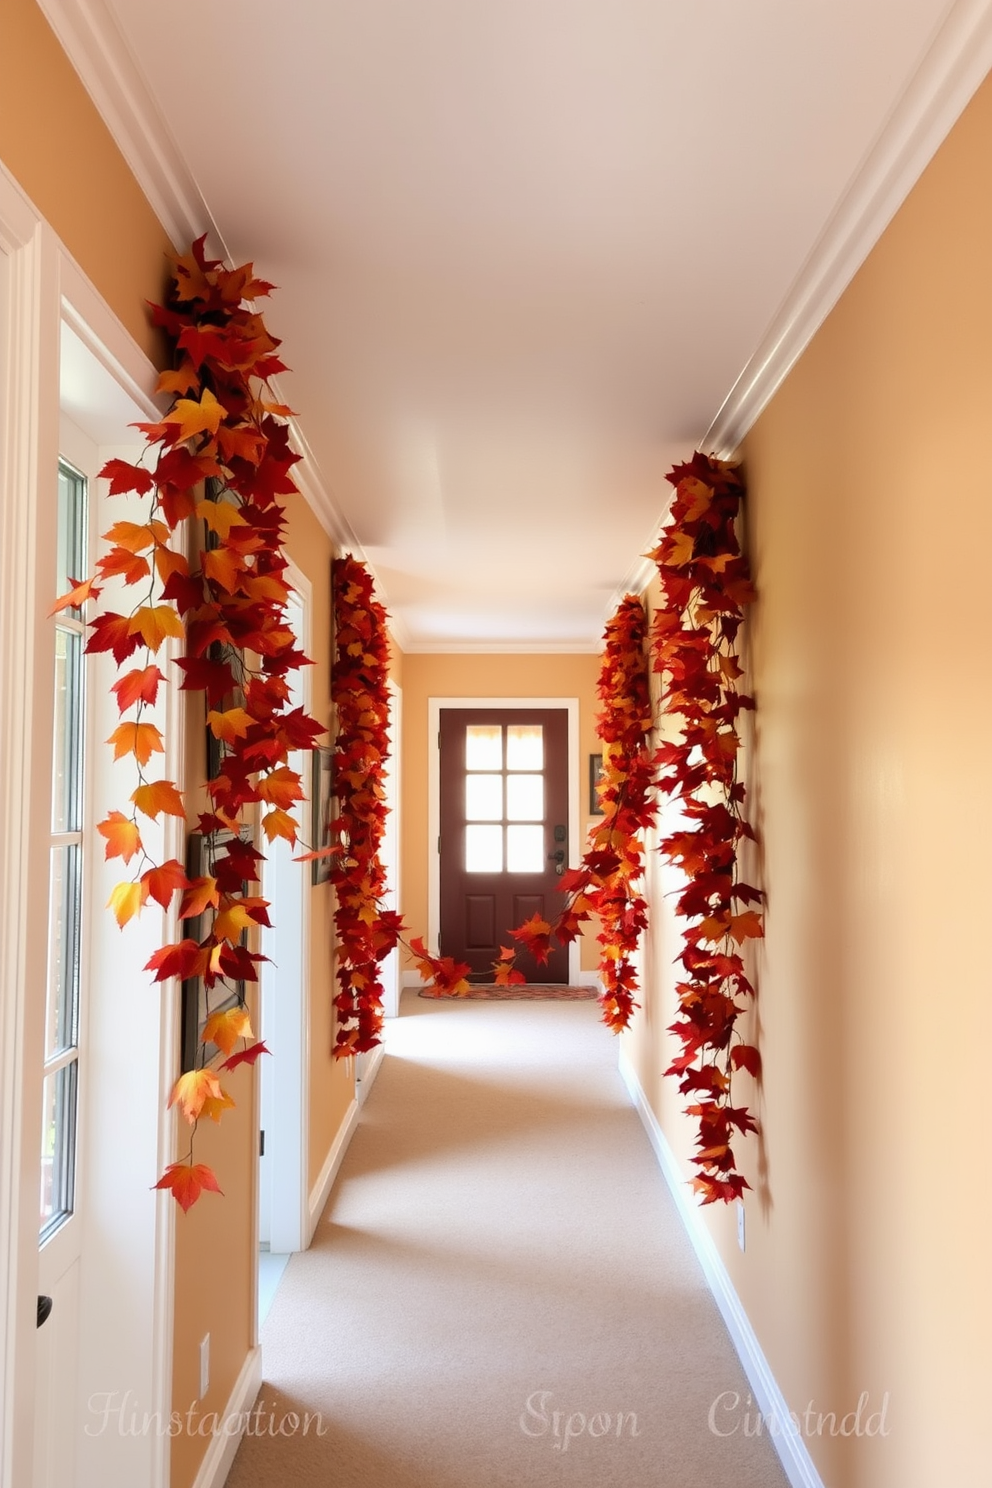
[155,364,200,398]
[153,1161,222,1213]
[103,519,169,553]
[202,546,245,594]
[107,721,165,767]
[206,707,253,744]
[257,766,303,810]
[261,808,298,845]
[49,576,101,616]
[202,1006,252,1056]
[96,811,142,864]
[131,779,186,821]
[128,606,185,652]
[96,546,151,586]
[154,547,190,585]
[180,875,220,920]
[728,911,763,945]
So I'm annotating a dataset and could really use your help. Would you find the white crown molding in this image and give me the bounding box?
[706,0,992,456]
[38,0,373,573]
[36,0,219,255]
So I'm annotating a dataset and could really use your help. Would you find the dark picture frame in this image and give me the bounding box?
[179,830,249,1073]
[589,752,605,816]
[311,745,334,885]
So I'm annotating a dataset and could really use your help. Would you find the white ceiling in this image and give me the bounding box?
[44,0,990,649]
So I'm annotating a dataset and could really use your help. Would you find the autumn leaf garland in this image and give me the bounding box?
[328,556,471,1051]
[328,556,400,1057]
[493,594,655,1029]
[649,452,762,1205]
[52,236,326,1211]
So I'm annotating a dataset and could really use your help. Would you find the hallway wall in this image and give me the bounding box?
[627,69,992,1488]
[1,16,351,1482]
[0,0,173,358]
[398,651,602,973]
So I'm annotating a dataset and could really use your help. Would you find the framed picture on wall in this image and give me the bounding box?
[589,753,605,815]
[311,745,334,885]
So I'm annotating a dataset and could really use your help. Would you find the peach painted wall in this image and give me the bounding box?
[399,651,602,973]
[0,0,174,359]
[625,71,992,1488]
[281,499,355,1191]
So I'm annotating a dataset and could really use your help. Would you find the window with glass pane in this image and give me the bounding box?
[463,721,547,873]
[41,461,87,1240]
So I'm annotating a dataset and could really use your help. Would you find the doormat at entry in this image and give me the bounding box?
[418,984,599,1001]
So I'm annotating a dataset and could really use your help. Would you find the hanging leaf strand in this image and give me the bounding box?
[52,236,327,1209]
[649,452,762,1205]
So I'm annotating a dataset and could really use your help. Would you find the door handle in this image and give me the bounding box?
[548,848,565,864]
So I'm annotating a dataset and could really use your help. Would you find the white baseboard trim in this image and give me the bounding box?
[618,1048,826,1488]
[307,1096,360,1244]
[355,1042,386,1103]
[190,1345,262,1488]
[401,970,422,990]
[575,970,601,988]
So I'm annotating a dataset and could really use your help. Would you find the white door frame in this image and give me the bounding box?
[425,697,583,986]
[258,563,312,1256]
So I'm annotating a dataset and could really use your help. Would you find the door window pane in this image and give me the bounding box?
[40,1061,78,1235]
[466,774,503,821]
[465,825,503,873]
[52,628,83,833]
[466,725,502,770]
[56,463,87,603]
[46,845,81,1057]
[507,825,544,873]
[506,724,543,771]
[506,774,544,821]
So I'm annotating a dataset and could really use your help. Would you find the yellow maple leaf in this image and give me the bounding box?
[206,707,253,744]
[213,902,257,944]
[107,880,147,928]
[202,1006,252,1056]
[199,1089,237,1123]
[128,605,185,652]
[162,387,224,442]
[168,1068,223,1124]
[195,498,248,539]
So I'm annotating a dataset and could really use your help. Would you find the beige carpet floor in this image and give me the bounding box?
[227,993,789,1487]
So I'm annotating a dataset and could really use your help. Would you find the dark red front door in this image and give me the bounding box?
[439,708,569,982]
